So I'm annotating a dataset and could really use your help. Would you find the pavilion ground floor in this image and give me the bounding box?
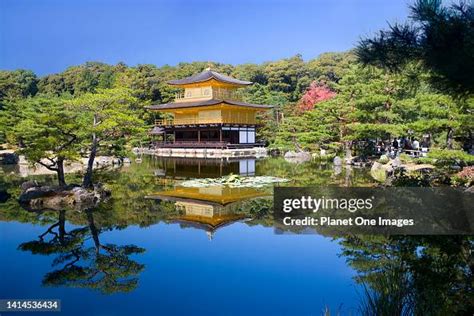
[152,125,263,149]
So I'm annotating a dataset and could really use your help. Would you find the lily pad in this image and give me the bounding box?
[179,174,289,188]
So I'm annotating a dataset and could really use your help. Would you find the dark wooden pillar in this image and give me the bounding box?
[219,128,223,142]
[198,129,201,143]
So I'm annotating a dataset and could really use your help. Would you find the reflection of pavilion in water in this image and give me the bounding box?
[151,157,256,179]
[147,186,269,239]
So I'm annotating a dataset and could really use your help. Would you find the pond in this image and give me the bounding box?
[0,157,470,315]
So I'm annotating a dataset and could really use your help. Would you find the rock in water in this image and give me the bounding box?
[465,186,474,194]
[370,161,392,182]
[71,187,96,204]
[19,186,57,204]
[391,157,402,168]
[379,154,389,164]
[284,151,311,163]
[0,151,19,165]
[20,180,39,191]
[0,189,10,203]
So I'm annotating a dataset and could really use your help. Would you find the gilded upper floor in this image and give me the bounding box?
[146,69,272,126]
[174,86,242,103]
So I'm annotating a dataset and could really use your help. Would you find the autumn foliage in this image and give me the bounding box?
[297,81,336,112]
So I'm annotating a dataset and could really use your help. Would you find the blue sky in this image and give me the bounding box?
[0,0,410,75]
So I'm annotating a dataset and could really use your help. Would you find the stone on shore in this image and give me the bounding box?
[20,180,39,191]
[370,158,435,183]
[284,151,311,163]
[19,182,111,210]
[370,161,392,182]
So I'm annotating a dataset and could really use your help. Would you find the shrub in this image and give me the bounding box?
[451,166,474,187]
[426,149,474,167]
[391,168,451,187]
[399,153,412,164]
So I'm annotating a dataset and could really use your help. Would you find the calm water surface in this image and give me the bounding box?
[0,157,376,315]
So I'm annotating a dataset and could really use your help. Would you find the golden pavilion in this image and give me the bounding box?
[146,186,270,239]
[147,68,272,150]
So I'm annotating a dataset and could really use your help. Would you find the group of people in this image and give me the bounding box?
[376,137,430,158]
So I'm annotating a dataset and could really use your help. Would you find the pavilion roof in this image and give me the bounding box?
[145,187,270,206]
[168,69,252,86]
[172,214,247,230]
[147,99,272,111]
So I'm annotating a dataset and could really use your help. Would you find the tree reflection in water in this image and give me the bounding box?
[3,157,473,311]
[18,208,145,294]
[340,235,474,315]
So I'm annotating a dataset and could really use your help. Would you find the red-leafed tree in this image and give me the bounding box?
[297,81,336,112]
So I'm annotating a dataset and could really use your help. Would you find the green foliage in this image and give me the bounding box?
[425,148,474,166]
[274,65,410,150]
[0,69,38,103]
[10,97,79,160]
[1,48,471,162]
[37,62,118,96]
[342,235,474,314]
[3,97,80,185]
[66,88,146,187]
[398,153,413,164]
[356,0,474,96]
[68,88,146,156]
[0,52,358,147]
[275,62,473,156]
[390,168,450,187]
[263,54,310,101]
[0,70,39,142]
[306,51,357,87]
[450,166,474,187]
[231,63,268,84]
[273,98,343,151]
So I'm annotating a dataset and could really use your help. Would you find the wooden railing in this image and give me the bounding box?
[174,92,210,102]
[155,141,227,148]
[155,117,256,126]
[212,89,242,101]
[173,89,242,102]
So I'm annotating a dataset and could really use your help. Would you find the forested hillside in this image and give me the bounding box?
[1,50,473,162]
[0,52,355,144]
